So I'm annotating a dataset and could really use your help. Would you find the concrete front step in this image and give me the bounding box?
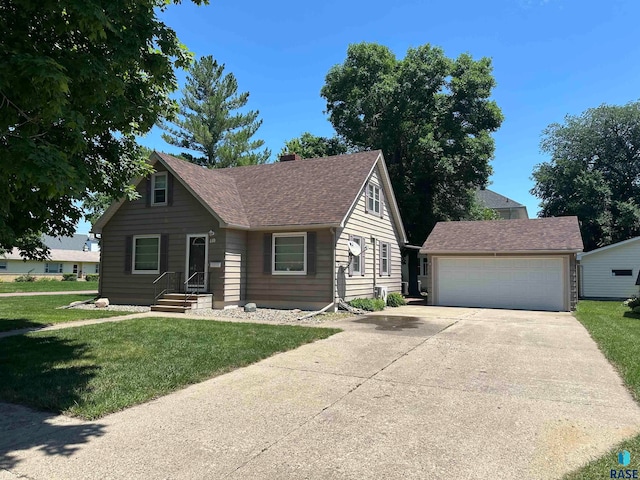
[156,299,198,307]
[151,293,213,313]
[150,305,191,313]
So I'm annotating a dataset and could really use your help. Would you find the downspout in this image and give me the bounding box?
[330,228,337,312]
[371,236,377,294]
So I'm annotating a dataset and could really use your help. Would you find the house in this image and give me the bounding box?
[420,217,583,311]
[43,234,100,252]
[0,235,100,280]
[578,237,640,299]
[92,151,407,310]
[413,188,529,294]
[475,188,529,219]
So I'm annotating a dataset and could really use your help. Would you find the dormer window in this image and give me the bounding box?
[367,183,381,215]
[152,172,168,206]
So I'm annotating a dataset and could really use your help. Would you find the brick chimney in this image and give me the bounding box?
[279,153,301,162]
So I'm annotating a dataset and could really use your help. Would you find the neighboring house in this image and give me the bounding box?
[412,188,530,294]
[1,234,100,280]
[475,188,529,219]
[92,151,407,310]
[578,237,640,299]
[420,217,583,311]
[43,234,100,252]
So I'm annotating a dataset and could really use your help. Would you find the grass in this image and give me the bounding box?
[0,294,124,332]
[0,280,98,293]
[0,318,340,419]
[564,300,640,479]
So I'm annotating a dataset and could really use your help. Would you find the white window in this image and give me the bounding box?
[73,264,78,274]
[350,236,363,275]
[380,242,390,275]
[133,235,160,274]
[273,233,306,275]
[0,261,6,270]
[45,263,64,273]
[95,264,100,274]
[367,183,381,215]
[152,172,168,206]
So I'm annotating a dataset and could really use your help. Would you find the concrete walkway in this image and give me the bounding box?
[0,291,97,297]
[1,306,639,479]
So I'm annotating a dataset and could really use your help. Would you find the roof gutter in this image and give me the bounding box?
[228,223,341,232]
[421,249,584,255]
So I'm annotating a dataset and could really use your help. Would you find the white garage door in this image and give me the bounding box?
[436,257,565,311]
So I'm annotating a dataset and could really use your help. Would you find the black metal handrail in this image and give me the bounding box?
[153,271,179,302]
[184,271,205,306]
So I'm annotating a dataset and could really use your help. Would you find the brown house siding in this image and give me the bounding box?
[569,253,578,309]
[245,229,333,310]
[221,229,247,308]
[100,164,222,305]
[336,167,402,301]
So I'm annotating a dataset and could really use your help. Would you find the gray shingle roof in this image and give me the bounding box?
[42,234,90,251]
[421,217,584,253]
[3,248,100,262]
[476,188,524,209]
[156,151,382,228]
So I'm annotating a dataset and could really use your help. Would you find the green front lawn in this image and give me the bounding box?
[564,300,640,479]
[0,280,98,293]
[0,318,340,419]
[0,294,124,332]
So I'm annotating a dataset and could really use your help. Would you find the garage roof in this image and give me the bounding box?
[421,216,583,254]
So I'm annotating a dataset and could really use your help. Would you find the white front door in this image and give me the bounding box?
[186,234,208,292]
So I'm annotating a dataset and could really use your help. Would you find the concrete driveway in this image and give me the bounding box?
[2,306,640,479]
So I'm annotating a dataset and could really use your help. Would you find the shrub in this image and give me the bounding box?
[386,292,407,307]
[348,298,386,312]
[62,273,78,281]
[624,296,640,310]
[85,274,99,282]
[14,274,36,282]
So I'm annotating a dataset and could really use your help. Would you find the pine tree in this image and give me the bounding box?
[161,55,270,168]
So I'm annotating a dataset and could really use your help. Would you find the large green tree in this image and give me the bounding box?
[1,0,206,258]
[321,43,503,244]
[161,55,270,168]
[279,132,352,159]
[532,102,640,251]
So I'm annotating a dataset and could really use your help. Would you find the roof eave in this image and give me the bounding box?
[421,249,583,255]
[577,236,640,258]
[230,223,341,232]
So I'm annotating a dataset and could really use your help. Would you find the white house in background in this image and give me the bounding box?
[578,237,640,299]
[0,234,100,280]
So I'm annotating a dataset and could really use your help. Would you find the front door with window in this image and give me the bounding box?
[186,235,207,291]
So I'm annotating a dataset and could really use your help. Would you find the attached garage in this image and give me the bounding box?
[421,217,583,312]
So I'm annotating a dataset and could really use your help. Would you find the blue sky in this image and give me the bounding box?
[77,0,640,233]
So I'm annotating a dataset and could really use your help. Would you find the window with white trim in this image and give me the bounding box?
[151,172,168,206]
[351,236,363,275]
[133,235,160,274]
[0,261,6,270]
[73,264,78,274]
[367,183,381,215]
[421,257,428,277]
[95,264,100,274]
[45,263,64,273]
[273,233,306,274]
[380,242,390,275]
